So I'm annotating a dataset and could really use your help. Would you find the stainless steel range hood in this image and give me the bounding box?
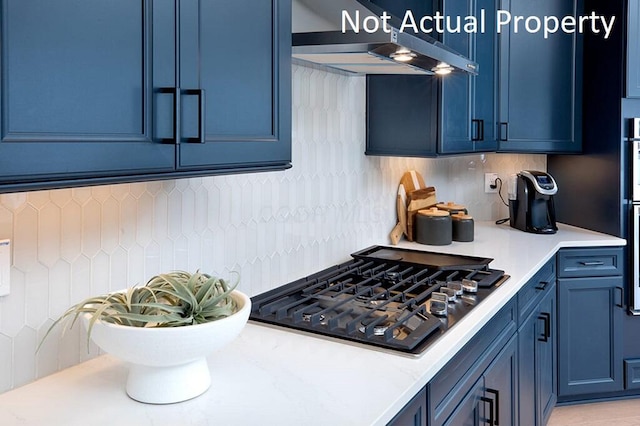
[292,0,478,76]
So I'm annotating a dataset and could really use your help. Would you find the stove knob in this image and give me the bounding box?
[447,281,464,296]
[462,278,478,293]
[429,299,448,316]
[441,287,458,302]
[429,292,449,316]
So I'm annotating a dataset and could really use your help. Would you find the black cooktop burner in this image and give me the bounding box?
[249,246,509,355]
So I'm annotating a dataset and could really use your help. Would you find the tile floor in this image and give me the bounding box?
[548,399,640,425]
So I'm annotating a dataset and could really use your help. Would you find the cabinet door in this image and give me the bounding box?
[443,378,485,426]
[536,287,557,425]
[387,388,427,426]
[497,0,582,153]
[439,0,474,154]
[439,0,497,154]
[0,0,175,187]
[483,334,518,426]
[365,75,439,157]
[557,276,624,397]
[628,0,640,97]
[518,284,556,426]
[518,308,537,426]
[441,336,517,426]
[177,0,291,171]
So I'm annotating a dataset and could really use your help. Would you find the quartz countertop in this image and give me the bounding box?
[0,222,625,426]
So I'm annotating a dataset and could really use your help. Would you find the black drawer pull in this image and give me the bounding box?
[538,312,551,342]
[183,88,205,143]
[498,122,508,141]
[486,388,500,425]
[472,119,485,141]
[616,286,624,308]
[157,87,179,144]
[535,281,548,291]
[480,396,495,426]
[579,261,605,266]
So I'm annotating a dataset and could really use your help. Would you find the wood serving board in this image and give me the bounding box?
[389,171,436,244]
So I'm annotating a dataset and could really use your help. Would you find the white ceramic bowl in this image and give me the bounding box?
[82,290,251,404]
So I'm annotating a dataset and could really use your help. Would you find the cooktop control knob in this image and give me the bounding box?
[462,278,478,293]
[429,293,449,316]
[441,287,458,302]
[446,281,464,296]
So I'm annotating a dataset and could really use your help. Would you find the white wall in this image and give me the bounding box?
[0,63,545,392]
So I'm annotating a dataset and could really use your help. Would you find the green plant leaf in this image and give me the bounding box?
[37,270,242,352]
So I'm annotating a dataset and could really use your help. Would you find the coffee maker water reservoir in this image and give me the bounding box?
[508,170,558,234]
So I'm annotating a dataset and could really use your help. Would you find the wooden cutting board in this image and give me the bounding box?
[389,171,436,244]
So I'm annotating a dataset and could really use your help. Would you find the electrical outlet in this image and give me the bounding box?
[484,173,499,193]
[0,239,9,297]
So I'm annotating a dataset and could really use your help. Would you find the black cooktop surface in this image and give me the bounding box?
[249,246,509,355]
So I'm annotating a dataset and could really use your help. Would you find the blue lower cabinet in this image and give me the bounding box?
[557,275,624,398]
[556,248,625,400]
[624,359,640,390]
[437,335,518,426]
[429,301,517,425]
[482,335,519,426]
[518,282,557,426]
[387,388,427,426]
[441,378,486,426]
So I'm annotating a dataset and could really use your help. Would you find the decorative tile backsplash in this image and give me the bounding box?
[0,63,544,392]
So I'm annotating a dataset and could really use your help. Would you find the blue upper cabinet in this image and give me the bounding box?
[366,0,583,157]
[0,0,175,189]
[365,0,439,158]
[177,0,291,171]
[0,0,291,192]
[497,0,582,153]
[439,0,498,154]
[366,0,497,157]
[366,74,439,157]
[628,0,640,97]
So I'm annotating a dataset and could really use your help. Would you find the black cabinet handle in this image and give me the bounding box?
[538,312,551,342]
[486,388,500,425]
[183,89,205,143]
[535,281,548,291]
[498,122,508,141]
[579,261,604,266]
[472,119,484,141]
[616,286,624,308]
[158,87,179,144]
[480,396,495,425]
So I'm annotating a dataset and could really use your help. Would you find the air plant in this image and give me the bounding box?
[38,270,239,350]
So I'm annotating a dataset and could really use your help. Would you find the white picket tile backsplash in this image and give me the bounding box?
[0,63,545,392]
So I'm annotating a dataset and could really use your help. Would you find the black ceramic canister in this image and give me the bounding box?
[452,213,474,242]
[415,208,452,246]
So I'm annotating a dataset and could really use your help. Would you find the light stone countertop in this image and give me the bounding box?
[0,222,626,426]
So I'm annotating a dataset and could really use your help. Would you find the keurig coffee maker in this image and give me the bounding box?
[508,170,558,234]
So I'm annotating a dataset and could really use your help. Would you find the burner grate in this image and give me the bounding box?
[250,247,508,355]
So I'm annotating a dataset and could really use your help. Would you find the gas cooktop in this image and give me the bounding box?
[249,246,509,355]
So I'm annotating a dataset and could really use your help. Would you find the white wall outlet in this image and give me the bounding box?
[484,173,499,193]
[0,239,10,297]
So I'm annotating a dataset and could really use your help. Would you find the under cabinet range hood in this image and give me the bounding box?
[292,0,478,76]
